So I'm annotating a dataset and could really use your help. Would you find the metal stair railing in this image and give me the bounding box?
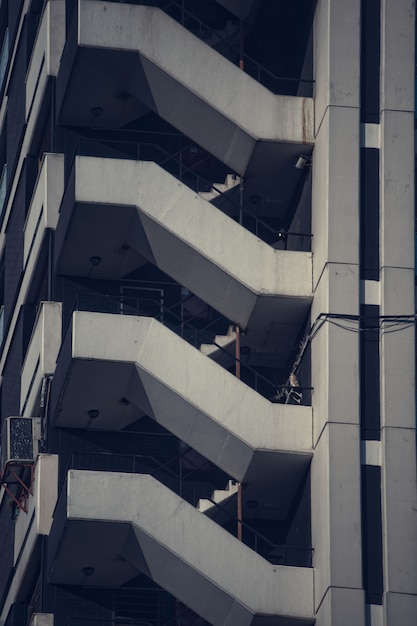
[67,135,313,250]
[64,610,209,626]
[65,617,155,626]
[61,451,313,567]
[198,491,314,567]
[99,0,314,97]
[63,445,228,507]
[157,0,314,97]
[69,292,226,348]
[69,292,313,405]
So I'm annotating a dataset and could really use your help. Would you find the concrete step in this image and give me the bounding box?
[197,479,239,514]
[199,174,241,203]
[199,325,236,365]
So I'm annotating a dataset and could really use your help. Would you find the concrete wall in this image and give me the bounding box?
[312,0,417,624]
[312,1,364,624]
[20,301,62,416]
[379,1,417,622]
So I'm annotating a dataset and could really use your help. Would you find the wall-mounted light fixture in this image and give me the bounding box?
[295,155,312,170]
[91,106,103,117]
[82,566,95,577]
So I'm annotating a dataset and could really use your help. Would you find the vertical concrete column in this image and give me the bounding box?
[312,0,365,624]
[379,1,417,623]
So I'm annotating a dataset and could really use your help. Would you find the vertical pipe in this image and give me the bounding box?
[235,325,243,541]
[239,177,244,225]
[47,229,52,300]
[237,483,243,541]
[235,324,241,379]
[239,20,244,70]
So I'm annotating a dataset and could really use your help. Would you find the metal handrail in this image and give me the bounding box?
[199,490,313,566]
[64,607,212,626]
[68,292,313,404]
[65,446,222,488]
[70,292,224,347]
[68,136,312,248]
[158,0,314,96]
[64,613,197,626]
[103,0,314,97]
[210,336,313,403]
[61,451,313,567]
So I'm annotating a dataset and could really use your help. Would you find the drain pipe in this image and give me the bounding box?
[239,20,244,70]
[235,325,243,541]
[239,177,244,225]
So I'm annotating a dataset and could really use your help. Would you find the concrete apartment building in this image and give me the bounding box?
[0,0,416,625]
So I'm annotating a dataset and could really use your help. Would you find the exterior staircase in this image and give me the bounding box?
[50,312,313,494]
[199,324,236,366]
[48,470,315,626]
[55,156,312,361]
[199,173,240,203]
[56,1,313,181]
[197,479,239,515]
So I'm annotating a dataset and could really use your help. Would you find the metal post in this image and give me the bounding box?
[235,324,243,541]
[235,324,241,379]
[239,20,244,70]
[237,482,243,541]
[239,177,244,225]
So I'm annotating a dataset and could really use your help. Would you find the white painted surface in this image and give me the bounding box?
[360,440,381,467]
[20,302,62,416]
[312,2,364,622]
[29,616,54,626]
[360,279,380,305]
[311,424,363,610]
[24,154,64,267]
[361,123,380,149]
[26,1,65,120]
[380,111,414,271]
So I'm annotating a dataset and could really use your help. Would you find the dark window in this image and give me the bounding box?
[360,304,380,439]
[361,0,381,122]
[361,464,383,603]
[360,148,380,280]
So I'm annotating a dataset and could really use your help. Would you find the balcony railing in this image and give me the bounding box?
[0,163,7,221]
[159,0,314,97]
[62,448,224,508]
[65,613,210,626]
[104,0,314,97]
[61,451,313,568]
[68,293,313,405]
[0,28,9,92]
[0,304,4,347]
[67,137,312,251]
[65,620,154,626]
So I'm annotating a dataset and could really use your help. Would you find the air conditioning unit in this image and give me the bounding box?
[1,417,41,470]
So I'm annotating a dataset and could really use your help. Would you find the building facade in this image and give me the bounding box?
[0,1,416,625]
